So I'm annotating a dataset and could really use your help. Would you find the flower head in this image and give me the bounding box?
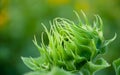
[22,11,116,75]
[33,11,116,72]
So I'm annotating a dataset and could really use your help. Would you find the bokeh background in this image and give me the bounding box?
[0,0,120,75]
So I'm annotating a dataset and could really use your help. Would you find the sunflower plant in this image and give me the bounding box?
[22,11,116,75]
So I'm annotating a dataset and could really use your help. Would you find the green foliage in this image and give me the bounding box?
[24,67,74,75]
[21,57,45,71]
[22,11,116,75]
[113,58,120,75]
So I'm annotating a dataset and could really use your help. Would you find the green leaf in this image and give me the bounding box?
[113,58,120,75]
[21,57,47,71]
[24,71,46,75]
[80,58,110,75]
[49,67,74,75]
[24,67,74,75]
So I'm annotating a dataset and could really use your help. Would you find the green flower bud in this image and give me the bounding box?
[22,11,116,75]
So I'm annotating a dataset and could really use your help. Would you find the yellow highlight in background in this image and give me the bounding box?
[0,10,8,27]
[47,0,70,6]
[74,0,90,12]
[0,0,9,28]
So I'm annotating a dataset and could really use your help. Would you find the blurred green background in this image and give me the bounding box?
[0,0,120,75]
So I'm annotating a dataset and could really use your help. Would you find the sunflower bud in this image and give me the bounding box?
[22,11,116,75]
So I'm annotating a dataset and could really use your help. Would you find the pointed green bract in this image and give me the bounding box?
[113,58,120,75]
[22,11,116,75]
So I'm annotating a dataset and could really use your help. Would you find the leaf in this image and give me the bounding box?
[113,58,120,75]
[80,58,110,75]
[21,57,46,71]
[24,71,46,75]
[24,67,74,75]
[49,67,74,75]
